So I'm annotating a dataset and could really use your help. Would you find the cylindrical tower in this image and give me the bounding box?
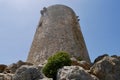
[27,4,91,65]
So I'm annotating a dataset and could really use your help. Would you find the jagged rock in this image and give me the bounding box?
[71,57,78,64]
[39,78,53,80]
[16,60,33,68]
[77,61,91,70]
[71,58,91,70]
[5,63,17,74]
[0,73,13,80]
[57,66,99,80]
[111,55,118,58]
[38,60,48,68]
[13,65,43,80]
[0,64,7,73]
[5,60,33,74]
[0,73,4,80]
[4,73,13,80]
[70,57,77,61]
[90,56,120,80]
[93,54,109,63]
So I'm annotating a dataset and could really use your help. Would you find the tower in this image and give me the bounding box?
[27,4,91,65]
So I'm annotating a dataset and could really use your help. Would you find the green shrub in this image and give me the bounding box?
[42,51,71,79]
[77,56,83,61]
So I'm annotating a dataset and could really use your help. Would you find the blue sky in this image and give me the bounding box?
[0,0,120,64]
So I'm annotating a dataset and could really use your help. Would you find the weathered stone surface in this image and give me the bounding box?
[27,4,91,65]
[78,61,91,70]
[90,56,120,80]
[0,73,4,80]
[5,60,33,74]
[39,78,53,80]
[71,59,91,70]
[0,73,13,80]
[13,65,43,80]
[57,66,99,80]
[0,64,7,73]
[93,54,108,63]
[5,63,17,74]
[71,57,91,70]
[16,60,33,68]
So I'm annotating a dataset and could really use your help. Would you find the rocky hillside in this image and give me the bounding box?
[0,54,120,80]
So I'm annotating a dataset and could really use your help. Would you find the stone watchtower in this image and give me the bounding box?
[27,4,91,65]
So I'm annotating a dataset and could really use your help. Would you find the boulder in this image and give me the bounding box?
[16,60,33,68]
[71,57,78,65]
[0,64,7,73]
[5,63,17,73]
[0,73,4,80]
[57,66,99,80]
[93,54,108,63]
[77,61,91,70]
[0,73,13,80]
[13,65,43,80]
[38,60,48,69]
[71,58,91,70]
[4,73,13,80]
[39,78,53,80]
[5,60,33,74]
[90,56,120,80]
[111,55,118,58]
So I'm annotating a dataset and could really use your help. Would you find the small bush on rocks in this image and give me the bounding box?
[77,56,83,61]
[42,51,71,80]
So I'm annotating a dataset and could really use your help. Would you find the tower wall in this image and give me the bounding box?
[27,5,91,65]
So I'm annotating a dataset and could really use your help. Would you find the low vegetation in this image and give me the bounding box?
[42,51,71,79]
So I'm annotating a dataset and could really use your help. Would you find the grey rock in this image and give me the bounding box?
[57,66,99,80]
[0,73,4,80]
[5,63,17,73]
[16,60,33,68]
[90,56,120,80]
[111,55,118,58]
[4,73,13,80]
[70,57,77,62]
[94,54,108,63]
[5,60,33,74]
[71,59,91,70]
[0,64,7,73]
[13,65,43,80]
[0,73,13,80]
[39,78,53,80]
[77,61,91,70]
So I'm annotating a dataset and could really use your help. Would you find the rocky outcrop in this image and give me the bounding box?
[71,57,91,70]
[0,73,13,80]
[0,64,7,73]
[93,54,108,63]
[57,66,99,80]
[0,54,120,80]
[57,55,120,80]
[4,60,33,74]
[13,65,43,80]
[27,4,91,65]
[0,62,44,80]
[90,56,120,80]
[39,78,53,80]
[0,60,34,80]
